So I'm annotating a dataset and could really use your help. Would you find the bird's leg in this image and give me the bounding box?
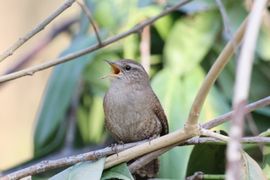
[110,141,124,156]
[147,135,159,145]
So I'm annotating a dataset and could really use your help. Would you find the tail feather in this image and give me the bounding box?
[134,158,159,179]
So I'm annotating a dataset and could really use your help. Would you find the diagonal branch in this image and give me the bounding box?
[75,0,102,45]
[184,16,247,130]
[3,18,77,75]
[0,0,76,63]
[0,0,191,83]
[203,96,270,129]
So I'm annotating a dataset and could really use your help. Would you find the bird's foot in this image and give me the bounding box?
[110,141,124,156]
[147,135,159,145]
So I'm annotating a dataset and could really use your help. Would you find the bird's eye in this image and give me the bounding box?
[125,65,131,71]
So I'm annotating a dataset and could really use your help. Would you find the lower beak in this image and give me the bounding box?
[105,60,121,76]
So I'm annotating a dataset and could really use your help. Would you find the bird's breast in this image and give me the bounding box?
[104,85,161,142]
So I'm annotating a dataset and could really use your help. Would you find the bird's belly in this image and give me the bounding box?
[105,94,160,142]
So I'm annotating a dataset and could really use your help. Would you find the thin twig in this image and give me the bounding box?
[140,26,151,73]
[0,0,192,83]
[0,0,75,63]
[215,0,239,56]
[3,18,77,75]
[185,16,247,130]
[200,128,229,142]
[75,0,102,45]
[203,96,270,129]
[128,146,171,174]
[215,0,233,40]
[226,1,268,180]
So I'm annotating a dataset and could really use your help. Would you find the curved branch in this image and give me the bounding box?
[185,17,247,129]
[203,96,270,129]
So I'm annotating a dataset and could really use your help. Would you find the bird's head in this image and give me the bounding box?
[105,59,149,85]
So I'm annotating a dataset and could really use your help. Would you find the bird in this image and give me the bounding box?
[103,59,168,179]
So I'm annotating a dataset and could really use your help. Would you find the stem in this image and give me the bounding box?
[226,1,268,180]
[185,16,247,129]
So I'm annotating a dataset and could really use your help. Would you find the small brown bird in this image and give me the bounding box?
[103,59,168,178]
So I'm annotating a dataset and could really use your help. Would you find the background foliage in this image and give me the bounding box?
[5,0,270,179]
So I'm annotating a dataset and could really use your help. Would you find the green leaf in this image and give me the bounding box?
[263,145,270,178]
[182,66,229,124]
[241,151,266,179]
[101,163,134,180]
[49,158,105,180]
[154,15,173,40]
[151,66,229,178]
[164,10,220,76]
[123,35,139,60]
[93,0,137,32]
[34,35,96,157]
[170,0,217,14]
[151,68,191,179]
[226,1,247,33]
[186,144,226,176]
[257,26,270,61]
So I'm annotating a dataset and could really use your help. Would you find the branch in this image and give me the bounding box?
[215,0,233,41]
[226,1,268,180]
[126,95,270,173]
[3,105,270,180]
[200,128,229,142]
[128,134,270,173]
[140,26,151,73]
[0,0,75,63]
[0,0,192,83]
[0,142,140,180]
[75,0,102,45]
[3,18,77,75]
[184,15,247,130]
[203,96,270,129]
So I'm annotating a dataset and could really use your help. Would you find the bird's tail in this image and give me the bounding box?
[134,158,159,179]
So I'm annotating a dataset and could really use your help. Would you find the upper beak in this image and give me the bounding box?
[105,60,121,75]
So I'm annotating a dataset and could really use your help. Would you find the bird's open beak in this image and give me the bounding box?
[103,60,121,78]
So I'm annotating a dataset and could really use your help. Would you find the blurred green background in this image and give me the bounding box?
[1,0,270,179]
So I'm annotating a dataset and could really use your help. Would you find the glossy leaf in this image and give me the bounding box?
[93,0,137,32]
[87,96,105,143]
[186,144,226,176]
[151,66,229,178]
[76,53,121,144]
[263,145,270,178]
[241,151,266,179]
[101,163,134,180]
[151,68,191,179]
[49,158,105,180]
[34,35,96,157]
[164,10,220,76]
